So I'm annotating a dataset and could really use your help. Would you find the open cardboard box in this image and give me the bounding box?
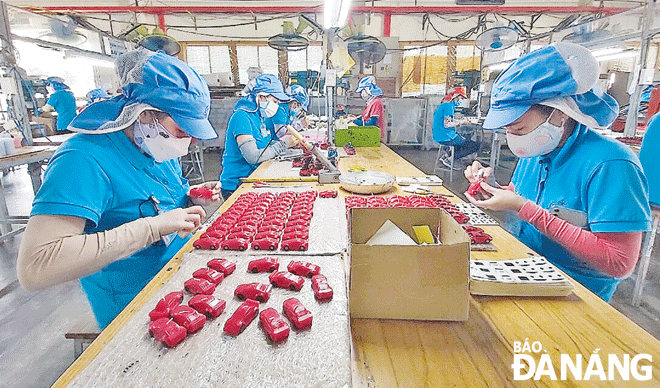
[349,207,470,321]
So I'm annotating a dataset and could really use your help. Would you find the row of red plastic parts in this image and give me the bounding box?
[345,194,471,224]
[225,297,313,342]
[194,191,319,251]
[462,225,493,245]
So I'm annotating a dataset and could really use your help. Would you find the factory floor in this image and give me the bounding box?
[0,146,658,388]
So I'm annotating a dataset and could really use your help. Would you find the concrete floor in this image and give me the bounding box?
[0,146,658,388]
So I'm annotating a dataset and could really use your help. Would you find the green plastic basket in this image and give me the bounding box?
[334,126,381,147]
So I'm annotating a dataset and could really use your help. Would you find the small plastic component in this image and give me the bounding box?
[251,237,279,251]
[259,307,290,343]
[234,282,272,303]
[224,299,260,336]
[283,297,313,330]
[148,291,184,321]
[343,142,356,155]
[287,260,321,278]
[466,178,490,201]
[171,305,207,333]
[149,318,187,347]
[188,294,226,318]
[189,187,214,200]
[193,236,222,250]
[248,257,279,273]
[319,190,338,198]
[193,268,225,285]
[184,277,216,295]
[311,274,334,301]
[207,258,236,276]
[269,271,304,291]
[221,238,249,251]
[281,238,308,252]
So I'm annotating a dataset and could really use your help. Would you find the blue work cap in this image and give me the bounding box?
[355,76,383,97]
[86,88,110,102]
[483,42,618,130]
[46,76,70,91]
[69,49,217,140]
[287,84,309,111]
[248,74,291,102]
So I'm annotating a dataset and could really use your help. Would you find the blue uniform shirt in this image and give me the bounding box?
[220,98,273,191]
[508,123,651,301]
[432,101,462,144]
[31,131,189,328]
[47,90,77,131]
[639,113,660,206]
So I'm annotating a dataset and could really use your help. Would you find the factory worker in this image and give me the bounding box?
[220,74,299,199]
[268,84,310,138]
[639,113,660,207]
[17,49,220,329]
[86,88,111,104]
[432,86,480,167]
[464,42,651,301]
[353,76,386,139]
[40,76,77,132]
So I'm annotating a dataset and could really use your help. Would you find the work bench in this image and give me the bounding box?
[53,144,660,387]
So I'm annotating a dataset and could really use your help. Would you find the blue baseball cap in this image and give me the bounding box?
[46,76,70,91]
[287,84,309,111]
[249,74,291,102]
[483,42,618,130]
[86,88,110,102]
[69,50,217,140]
[355,76,383,97]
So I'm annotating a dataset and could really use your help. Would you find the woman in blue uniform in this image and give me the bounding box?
[220,74,298,199]
[17,49,220,329]
[41,76,77,132]
[464,42,651,301]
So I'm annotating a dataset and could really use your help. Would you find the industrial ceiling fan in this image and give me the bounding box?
[268,16,322,51]
[345,35,387,65]
[474,25,519,52]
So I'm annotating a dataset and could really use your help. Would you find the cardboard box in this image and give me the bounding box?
[349,207,470,321]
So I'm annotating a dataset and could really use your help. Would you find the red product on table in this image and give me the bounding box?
[171,305,206,333]
[283,297,313,330]
[189,187,214,200]
[188,294,226,318]
[221,238,249,251]
[149,318,187,347]
[148,291,184,321]
[311,274,334,301]
[207,258,236,276]
[193,268,225,285]
[281,238,308,251]
[319,190,338,198]
[193,236,222,250]
[269,271,304,291]
[224,299,260,336]
[234,282,272,303]
[248,257,279,273]
[184,277,216,295]
[251,237,279,251]
[259,307,290,343]
[287,260,321,278]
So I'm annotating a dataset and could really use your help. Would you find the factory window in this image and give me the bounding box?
[185,45,231,75]
[236,45,279,84]
[401,44,481,97]
[288,45,323,72]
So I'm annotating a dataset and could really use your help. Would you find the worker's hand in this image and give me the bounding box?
[464,161,493,183]
[188,181,222,206]
[465,182,526,212]
[280,134,300,148]
[151,206,206,239]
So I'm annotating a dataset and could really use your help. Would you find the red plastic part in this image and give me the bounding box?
[234,282,272,303]
[207,258,236,276]
[224,299,260,336]
[311,274,334,301]
[171,305,206,333]
[184,277,216,295]
[248,257,279,273]
[188,294,226,318]
[283,297,313,330]
[149,318,187,347]
[259,308,290,342]
[287,260,321,278]
[189,187,214,200]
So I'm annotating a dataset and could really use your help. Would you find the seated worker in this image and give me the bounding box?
[464,42,651,301]
[268,84,310,139]
[79,88,111,112]
[41,76,77,132]
[639,112,660,206]
[353,76,386,139]
[432,86,480,167]
[17,49,221,329]
[220,74,299,199]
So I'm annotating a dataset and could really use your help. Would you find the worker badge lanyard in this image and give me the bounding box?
[139,195,175,246]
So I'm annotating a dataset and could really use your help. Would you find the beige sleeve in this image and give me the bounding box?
[17,214,162,290]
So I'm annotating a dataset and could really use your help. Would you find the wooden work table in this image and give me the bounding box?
[54,144,660,387]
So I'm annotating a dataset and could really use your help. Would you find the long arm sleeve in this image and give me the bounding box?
[238,137,287,165]
[17,214,161,290]
[518,201,642,278]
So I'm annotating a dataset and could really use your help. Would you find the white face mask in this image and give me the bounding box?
[506,112,565,158]
[133,118,191,163]
[259,98,279,118]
